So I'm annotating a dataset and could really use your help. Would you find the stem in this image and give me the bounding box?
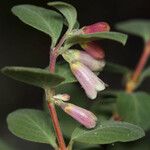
[48,32,68,150]
[126,41,150,92]
[49,33,68,73]
[48,102,66,150]
[67,140,74,150]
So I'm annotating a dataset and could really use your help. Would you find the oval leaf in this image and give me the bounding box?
[7,109,57,148]
[71,121,145,144]
[67,32,128,46]
[1,66,65,88]
[116,91,150,130]
[48,1,77,30]
[12,5,63,47]
[116,20,150,42]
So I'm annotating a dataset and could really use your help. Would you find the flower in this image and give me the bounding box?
[79,22,110,60]
[53,94,70,101]
[70,62,106,99]
[64,50,105,71]
[80,41,105,60]
[81,22,110,34]
[57,101,97,128]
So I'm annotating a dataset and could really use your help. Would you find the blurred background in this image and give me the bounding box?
[0,0,150,149]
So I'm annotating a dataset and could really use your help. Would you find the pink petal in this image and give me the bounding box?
[75,62,106,92]
[81,41,105,60]
[62,103,97,128]
[82,22,110,34]
[70,62,97,99]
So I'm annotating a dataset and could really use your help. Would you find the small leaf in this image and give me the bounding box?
[104,62,131,75]
[1,66,64,88]
[74,21,80,29]
[116,91,150,130]
[71,121,145,144]
[12,5,63,47]
[66,32,128,46]
[7,109,57,148]
[136,67,150,88]
[55,63,77,86]
[48,1,77,30]
[116,20,150,42]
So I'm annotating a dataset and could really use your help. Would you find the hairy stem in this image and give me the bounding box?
[49,33,67,72]
[48,102,66,150]
[48,32,68,150]
[126,41,150,92]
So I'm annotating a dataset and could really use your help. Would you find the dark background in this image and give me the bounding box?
[0,0,150,149]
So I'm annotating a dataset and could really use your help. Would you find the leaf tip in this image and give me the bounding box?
[122,34,128,45]
[1,66,9,75]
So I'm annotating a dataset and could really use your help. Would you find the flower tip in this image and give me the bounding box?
[88,121,97,129]
[88,93,97,100]
[96,82,106,92]
[82,22,110,34]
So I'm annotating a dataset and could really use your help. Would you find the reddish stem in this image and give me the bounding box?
[48,103,66,150]
[49,33,67,72]
[48,32,68,150]
[132,42,150,82]
[126,41,150,92]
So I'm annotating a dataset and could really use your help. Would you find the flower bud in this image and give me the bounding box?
[58,102,97,128]
[53,94,70,101]
[65,50,105,71]
[82,22,110,34]
[81,41,105,60]
[70,62,106,99]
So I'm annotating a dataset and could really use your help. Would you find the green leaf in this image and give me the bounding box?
[136,67,150,88]
[71,121,145,144]
[48,1,77,30]
[66,32,128,46]
[116,20,150,42]
[73,143,99,150]
[108,136,150,150]
[12,5,63,47]
[74,21,80,29]
[104,62,131,75]
[55,63,77,86]
[116,91,150,130]
[7,109,57,148]
[1,66,64,88]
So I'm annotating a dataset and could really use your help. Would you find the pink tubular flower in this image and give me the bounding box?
[82,22,110,34]
[65,50,105,71]
[58,102,97,128]
[79,22,110,60]
[70,62,106,99]
[81,41,105,60]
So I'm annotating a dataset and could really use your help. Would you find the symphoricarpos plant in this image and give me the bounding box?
[2,1,150,150]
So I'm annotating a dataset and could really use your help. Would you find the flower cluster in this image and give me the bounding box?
[63,22,110,99]
[54,22,110,129]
